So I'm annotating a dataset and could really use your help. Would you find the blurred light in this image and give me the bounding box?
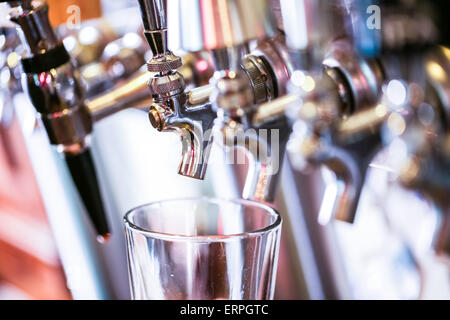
[386,80,407,107]
[144,50,153,62]
[375,104,388,118]
[63,36,78,52]
[442,46,450,62]
[6,52,19,68]
[426,61,447,83]
[291,70,306,87]
[79,26,99,46]
[418,103,435,126]
[300,102,317,119]
[228,71,237,79]
[122,32,142,49]
[286,123,308,171]
[302,76,316,93]
[39,72,47,84]
[196,59,209,72]
[82,63,104,79]
[110,62,125,78]
[387,113,406,136]
[104,42,120,58]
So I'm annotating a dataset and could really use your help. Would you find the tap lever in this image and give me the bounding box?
[7,0,111,240]
[65,149,110,241]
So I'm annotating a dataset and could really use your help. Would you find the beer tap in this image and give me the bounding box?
[250,0,389,223]
[1,0,222,242]
[350,0,450,258]
[397,45,450,258]
[135,0,216,180]
[146,0,292,202]
[253,0,449,226]
[2,0,111,240]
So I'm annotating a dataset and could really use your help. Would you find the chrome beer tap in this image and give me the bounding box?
[2,0,218,240]
[397,45,450,258]
[163,0,294,202]
[354,0,450,259]
[251,0,389,223]
[3,0,111,240]
[254,0,447,225]
[138,0,290,202]
[136,0,217,180]
[284,44,387,223]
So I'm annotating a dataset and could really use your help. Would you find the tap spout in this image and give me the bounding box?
[315,146,365,224]
[148,92,216,180]
[176,116,215,179]
[233,117,291,203]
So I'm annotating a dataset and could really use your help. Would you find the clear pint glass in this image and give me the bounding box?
[124,197,282,300]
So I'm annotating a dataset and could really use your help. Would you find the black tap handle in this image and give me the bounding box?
[0,0,32,9]
[65,149,111,242]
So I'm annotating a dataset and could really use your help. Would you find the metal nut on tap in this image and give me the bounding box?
[147,54,183,73]
[147,72,185,96]
[148,103,173,131]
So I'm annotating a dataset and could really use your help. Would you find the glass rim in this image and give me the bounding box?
[123,197,282,242]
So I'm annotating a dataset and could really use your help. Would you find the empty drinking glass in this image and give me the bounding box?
[124,197,282,300]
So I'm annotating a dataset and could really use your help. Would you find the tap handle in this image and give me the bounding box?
[65,150,110,242]
[138,0,166,31]
[7,1,111,240]
[137,0,168,56]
